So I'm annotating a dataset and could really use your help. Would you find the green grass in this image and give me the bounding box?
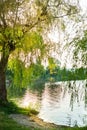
[0,101,30,114]
[0,101,42,130]
[0,111,42,130]
[60,127,87,130]
[0,102,87,130]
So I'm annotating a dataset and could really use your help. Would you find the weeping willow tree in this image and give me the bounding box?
[0,0,79,104]
[72,30,87,68]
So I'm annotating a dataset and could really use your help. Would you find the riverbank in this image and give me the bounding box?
[0,110,68,130]
[1,111,87,130]
[9,113,70,129]
[0,102,87,130]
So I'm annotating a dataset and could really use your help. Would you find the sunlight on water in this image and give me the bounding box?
[38,80,87,127]
[16,80,87,127]
[19,89,40,110]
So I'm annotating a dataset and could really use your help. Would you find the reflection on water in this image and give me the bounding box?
[19,80,87,127]
[19,89,41,110]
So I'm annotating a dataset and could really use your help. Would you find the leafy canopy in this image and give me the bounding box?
[0,0,81,87]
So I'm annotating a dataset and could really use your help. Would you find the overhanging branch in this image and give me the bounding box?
[53,12,79,19]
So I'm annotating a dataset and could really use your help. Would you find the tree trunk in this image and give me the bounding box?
[0,55,9,104]
[0,69,7,103]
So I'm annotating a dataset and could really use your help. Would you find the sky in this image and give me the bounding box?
[47,0,87,69]
[80,0,87,13]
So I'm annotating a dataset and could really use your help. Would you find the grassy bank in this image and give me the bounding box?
[0,111,87,130]
[0,102,41,130]
[0,102,87,130]
[0,111,30,130]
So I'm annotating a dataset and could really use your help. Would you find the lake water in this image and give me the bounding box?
[19,80,87,127]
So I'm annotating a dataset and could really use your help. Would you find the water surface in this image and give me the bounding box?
[20,80,87,127]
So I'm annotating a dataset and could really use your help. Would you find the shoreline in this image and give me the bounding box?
[31,115,71,129]
[9,113,71,129]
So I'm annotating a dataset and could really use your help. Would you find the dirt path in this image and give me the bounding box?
[9,114,57,129]
[9,114,43,129]
[9,114,69,129]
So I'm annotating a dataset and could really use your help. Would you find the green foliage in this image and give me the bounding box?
[76,30,87,51]
[44,66,87,82]
[0,0,82,103]
[0,0,15,13]
[48,58,57,75]
[23,31,44,52]
[6,30,46,89]
[7,57,45,88]
[21,62,45,87]
[0,33,4,45]
[7,58,24,88]
[73,30,87,65]
[0,26,24,58]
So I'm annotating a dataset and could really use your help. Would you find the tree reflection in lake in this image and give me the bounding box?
[10,80,87,127]
[19,89,41,110]
[38,80,87,127]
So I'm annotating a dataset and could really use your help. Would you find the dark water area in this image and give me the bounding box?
[9,80,87,127]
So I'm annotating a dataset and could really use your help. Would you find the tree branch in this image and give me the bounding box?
[53,12,79,19]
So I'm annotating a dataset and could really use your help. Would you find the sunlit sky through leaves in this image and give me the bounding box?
[47,0,87,69]
[80,0,87,13]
